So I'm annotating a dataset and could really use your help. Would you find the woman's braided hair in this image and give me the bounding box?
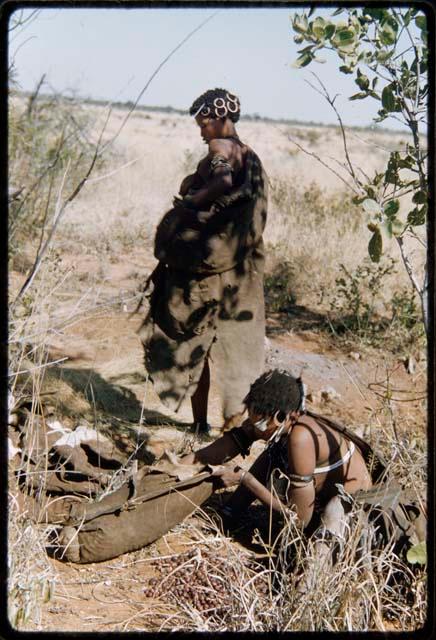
[189,88,241,122]
[243,369,304,417]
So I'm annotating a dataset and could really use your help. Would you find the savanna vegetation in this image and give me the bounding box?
[7,6,428,632]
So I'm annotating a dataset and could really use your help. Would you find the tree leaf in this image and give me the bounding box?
[407,205,427,226]
[349,92,368,100]
[292,51,314,68]
[355,70,370,90]
[382,85,396,111]
[383,220,393,239]
[391,219,404,236]
[324,23,336,39]
[415,15,427,31]
[384,199,400,217]
[293,14,309,34]
[376,50,393,62]
[368,229,383,262]
[407,541,427,565]
[380,23,396,45]
[363,198,382,215]
[412,190,427,204]
[339,65,354,74]
[312,16,326,38]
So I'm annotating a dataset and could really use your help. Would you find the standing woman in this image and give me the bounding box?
[138,88,268,433]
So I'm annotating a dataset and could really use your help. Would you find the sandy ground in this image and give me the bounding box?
[8,104,426,632]
[10,246,425,632]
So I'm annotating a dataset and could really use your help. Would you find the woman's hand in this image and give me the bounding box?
[179,174,196,196]
[172,194,198,210]
[211,464,243,488]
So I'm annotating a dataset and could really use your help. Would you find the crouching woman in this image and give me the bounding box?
[182,369,375,536]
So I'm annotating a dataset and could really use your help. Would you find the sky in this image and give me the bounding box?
[8,6,423,129]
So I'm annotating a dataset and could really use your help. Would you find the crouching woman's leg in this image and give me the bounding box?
[297,491,351,593]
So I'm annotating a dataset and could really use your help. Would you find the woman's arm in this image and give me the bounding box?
[179,174,198,196]
[286,425,317,527]
[180,420,255,466]
[214,465,289,514]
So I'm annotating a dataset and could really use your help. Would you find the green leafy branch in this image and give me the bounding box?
[291,6,428,332]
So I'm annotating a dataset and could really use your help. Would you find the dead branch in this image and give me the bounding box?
[11,11,218,310]
[99,11,219,157]
[274,123,360,194]
[26,73,46,119]
[306,71,362,189]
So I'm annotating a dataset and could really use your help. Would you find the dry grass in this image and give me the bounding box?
[8,94,427,632]
[8,490,56,629]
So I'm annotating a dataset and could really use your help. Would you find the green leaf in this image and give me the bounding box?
[294,34,304,44]
[391,219,404,237]
[415,15,427,31]
[324,23,336,39]
[339,65,354,74]
[363,199,382,215]
[384,199,400,218]
[382,85,396,111]
[338,42,358,54]
[383,219,393,239]
[368,229,383,262]
[376,50,393,62]
[332,27,356,47]
[407,541,427,565]
[412,190,427,204]
[407,205,427,226]
[349,92,368,100]
[293,14,309,34]
[363,8,386,20]
[312,16,326,38]
[380,22,396,45]
[367,222,379,232]
[355,69,370,90]
[332,7,343,16]
[292,51,314,68]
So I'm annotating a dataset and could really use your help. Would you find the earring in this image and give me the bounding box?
[273,410,286,427]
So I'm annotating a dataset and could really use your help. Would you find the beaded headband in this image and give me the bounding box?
[193,92,240,120]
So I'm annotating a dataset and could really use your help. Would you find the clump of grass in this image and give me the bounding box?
[264,259,297,313]
[8,491,56,630]
[265,179,366,305]
[8,90,101,261]
[326,257,425,354]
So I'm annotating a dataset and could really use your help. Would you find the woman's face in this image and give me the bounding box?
[195,114,225,143]
[248,408,289,441]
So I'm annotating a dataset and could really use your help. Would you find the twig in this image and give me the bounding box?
[306,72,361,189]
[11,12,218,309]
[100,11,219,156]
[273,123,359,194]
[12,109,110,306]
[8,356,69,377]
[85,155,145,185]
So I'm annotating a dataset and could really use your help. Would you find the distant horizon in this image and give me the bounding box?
[12,87,407,135]
[9,7,425,132]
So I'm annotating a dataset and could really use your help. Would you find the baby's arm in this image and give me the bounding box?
[181,140,234,211]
